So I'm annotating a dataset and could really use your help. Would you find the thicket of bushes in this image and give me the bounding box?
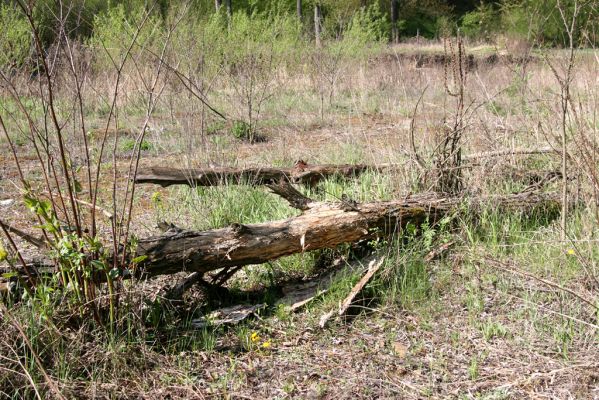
[1,0,597,72]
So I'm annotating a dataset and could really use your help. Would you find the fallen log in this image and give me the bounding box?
[134,185,560,278]
[136,147,559,188]
[2,186,561,286]
[135,160,389,188]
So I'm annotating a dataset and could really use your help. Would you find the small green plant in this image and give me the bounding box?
[554,320,574,359]
[468,355,479,380]
[121,139,153,152]
[480,320,508,341]
[230,120,252,141]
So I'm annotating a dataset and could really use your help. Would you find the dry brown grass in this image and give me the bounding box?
[1,44,598,399]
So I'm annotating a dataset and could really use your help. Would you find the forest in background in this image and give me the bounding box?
[1,0,598,73]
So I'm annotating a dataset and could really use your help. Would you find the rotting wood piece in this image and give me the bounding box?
[135,160,387,187]
[134,186,560,278]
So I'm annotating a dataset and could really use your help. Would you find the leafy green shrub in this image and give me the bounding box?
[339,3,388,58]
[121,138,153,152]
[0,4,31,70]
[461,4,500,41]
[88,4,164,68]
[497,0,597,47]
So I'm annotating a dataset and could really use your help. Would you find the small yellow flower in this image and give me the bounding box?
[151,191,162,204]
[261,341,271,348]
[567,249,575,256]
[250,332,260,342]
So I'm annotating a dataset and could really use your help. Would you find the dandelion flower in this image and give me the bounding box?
[262,341,271,348]
[567,249,575,256]
[250,332,260,342]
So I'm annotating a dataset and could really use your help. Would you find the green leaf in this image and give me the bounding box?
[91,260,106,271]
[108,268,120,280]
[131,255,148,264]
[2,272,17,279]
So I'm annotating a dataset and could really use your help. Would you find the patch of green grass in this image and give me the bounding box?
[120,138,153,152]
[468,355,480,380]
[230,120,252,140]
[479,320,508,341]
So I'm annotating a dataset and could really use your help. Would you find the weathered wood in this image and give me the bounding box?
[3,190,561,287]
[136,150,558,188]
[319,256,385,328]
[134,190,560,278]
[135,160,385,187]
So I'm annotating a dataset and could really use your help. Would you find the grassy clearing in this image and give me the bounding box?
[1,27,598,400]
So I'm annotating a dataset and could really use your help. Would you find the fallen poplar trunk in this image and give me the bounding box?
[2,187,560,286]
[134,185,560,278]
[135,161,390,188]
[136,147,559,188]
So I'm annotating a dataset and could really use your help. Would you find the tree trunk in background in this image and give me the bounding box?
[391,0,399,43]
[297,0,302,20]
[225,0,232,18]
[314,4,322,47]
[215,0,222,11]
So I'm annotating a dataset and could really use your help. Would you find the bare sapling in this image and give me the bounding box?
[435,34,468,194]
[0,0,170,327]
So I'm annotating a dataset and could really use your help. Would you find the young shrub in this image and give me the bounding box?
[88,4,164,70]
[220,11,302,143]
[0,4,31,70]
[460,3,500,41]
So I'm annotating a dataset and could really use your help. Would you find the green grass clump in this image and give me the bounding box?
[121,139,153,152]
[230,120,252,141]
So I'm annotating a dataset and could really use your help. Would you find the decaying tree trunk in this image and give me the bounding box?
[2,181,561,289]
[134,185,560,278]
[135,161,390,187]
[136,148,559,189]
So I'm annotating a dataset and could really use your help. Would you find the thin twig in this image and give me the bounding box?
[484,257,597,311]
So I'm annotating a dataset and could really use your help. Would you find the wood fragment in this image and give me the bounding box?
[135,150,558,188]
[277,254,371,312]
[0,219,46,249]
[424,240,455,262]
[191,303,266,328]
[319,257,384,328]
[337,257,384,317]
